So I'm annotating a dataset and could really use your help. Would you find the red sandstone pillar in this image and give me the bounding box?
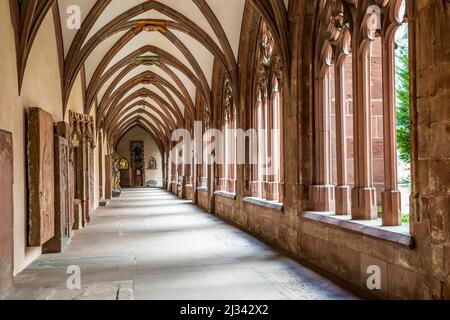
[311,65,335,212]
[104,155,112,200]
[334,63,351,215]
[381,26,402,226]
[351,30,378,220]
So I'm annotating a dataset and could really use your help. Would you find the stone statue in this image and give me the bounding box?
[111,154,121,196]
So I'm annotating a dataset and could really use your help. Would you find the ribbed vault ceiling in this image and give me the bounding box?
[10,0,292,151]
[53,0,289,149]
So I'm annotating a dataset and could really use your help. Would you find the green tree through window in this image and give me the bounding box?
[396,34,410,164]
[395,23,410,223]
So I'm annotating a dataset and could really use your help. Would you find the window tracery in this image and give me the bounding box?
[311,0,409,227]
[249,22,285,203]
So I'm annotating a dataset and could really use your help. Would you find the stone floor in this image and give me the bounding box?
[7,189,358,300]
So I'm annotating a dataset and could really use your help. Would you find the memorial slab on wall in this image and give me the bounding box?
[73,200,83,230]
[0,130,14,298]
[27,108,55,247]
[55,121,74,234]
[43,135,70,253]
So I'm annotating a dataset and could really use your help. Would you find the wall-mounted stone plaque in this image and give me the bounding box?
[43,135,70,253]
[73,200,83,230]
[27,108,55,247]
[54,121,73,238]
[0,130,14,298]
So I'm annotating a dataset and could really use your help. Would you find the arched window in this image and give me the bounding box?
[202,103,210,188]
[381,0,410,225]
[219,79,237,193]
[270,57,284,202]
[311,0,410,228]
[394,1,410,224]
[250,22,284,203]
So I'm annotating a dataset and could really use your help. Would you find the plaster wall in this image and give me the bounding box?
[116,126,163,187]
[0,2,102,275]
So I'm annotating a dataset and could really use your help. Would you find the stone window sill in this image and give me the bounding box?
[214,191,237,200]
[197,186,208,192]
[242,197,284,212]
[300,211,414,249]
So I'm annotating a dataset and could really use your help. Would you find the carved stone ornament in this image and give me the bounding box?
[272,56,283,93]
[365,5,381,40]
[224,79,233,122]
[204,104,210,128]
[341,27,352,55]
[134,20,167,34]
[260,23,274,66]
[257,65,268,101]
[69,111,95,147]
[321,41,334,68]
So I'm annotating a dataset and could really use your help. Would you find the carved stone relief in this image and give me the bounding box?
[43,136,70,253]
[69,111,95,227]
[260,23,274,66]
[27,108,55,247]
[224,79,233,122]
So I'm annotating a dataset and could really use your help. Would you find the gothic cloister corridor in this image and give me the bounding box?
[1,0,450,304]
[6,189,356,300]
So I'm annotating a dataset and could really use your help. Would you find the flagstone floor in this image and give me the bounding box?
[6,189,358,300]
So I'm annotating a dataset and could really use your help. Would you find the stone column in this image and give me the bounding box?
[334,63,351,215]
[266,92,275,201]
[98,132,104,199]
[161,151,166,190]
[88,143,94,221]
[192,121,202,204]
[79,142,89,227]
[351,26,378,220]
[72,200,83,230]
[104,154,112,200]
[310,67,335,212]
[171,157,177,194]
[192,157,199,204]
[381,26,402,226]
[182,166,190,200]
[86,118,95,222]
[162,151,168,191]
[271,59,284,203]
[166,151,172,192]
[208,156,216,214]
[205,129,216,213]
[236,94,248,202]
[261,96,269,200]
